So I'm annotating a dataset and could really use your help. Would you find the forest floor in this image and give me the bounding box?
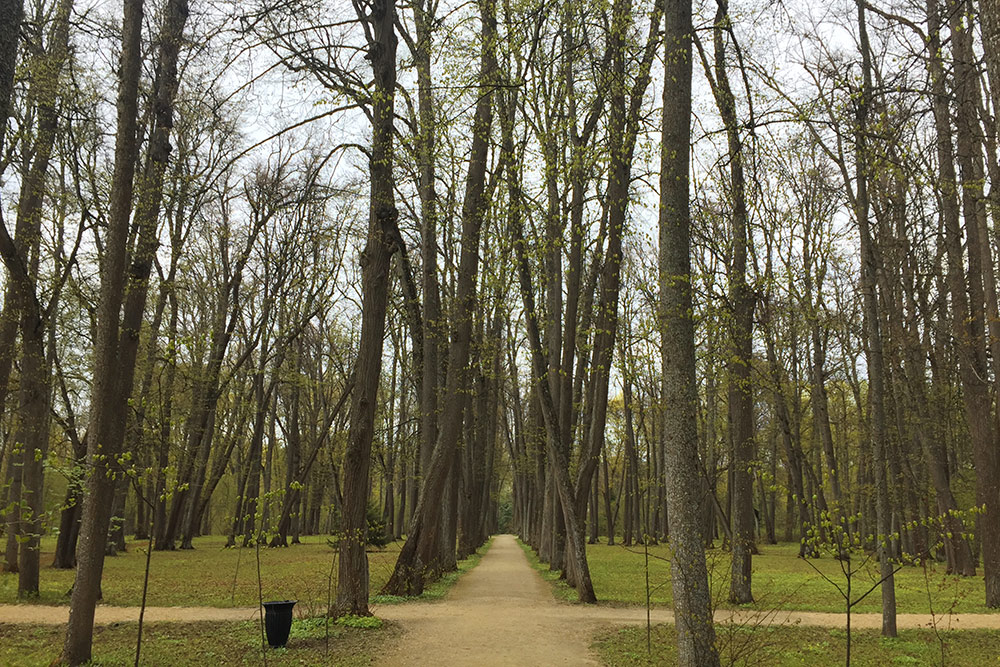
[4,535,1000,664]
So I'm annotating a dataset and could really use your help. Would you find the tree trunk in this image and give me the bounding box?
[926,0,1000,603]
[660,0,720,661]
[61,0,145,660]
[856,0,896,635]
[334,0,398,617]
[0,0,22,144]
[571,0,665,555]
[413,0,441,523]
[949,0,1000,607]
[52,428,86,568]
[63,0,189,657]
[382,0,495,596]
[706,0,755,604]
[152,291,180,549]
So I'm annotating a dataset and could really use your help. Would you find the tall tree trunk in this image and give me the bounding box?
[63,0,189,658]
[705,0,755,604]
[0,0,22,481]
[151,290,180,549]
[660,1,720,662]
[0,0,73,586]
[949,0,1000,607]
[413,0,441,519]
[926,0,1000,603]
[571,0,665,553]
[856,0,896,635]
[61,0,145,661]
[334,0,397,617]
[382,0,495,595]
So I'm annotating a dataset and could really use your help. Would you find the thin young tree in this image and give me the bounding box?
[854,0,896,636]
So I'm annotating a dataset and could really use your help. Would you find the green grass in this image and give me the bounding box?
[1,534,493,611]
[0,618,399,666]
[0,537,495,664]
[522,538,999,615]
[594,623,1000,666]
[0,535,408,609]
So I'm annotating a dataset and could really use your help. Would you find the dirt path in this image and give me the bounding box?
[2,533,1000,665]
[0,603,259,625]
[375,534,600,665]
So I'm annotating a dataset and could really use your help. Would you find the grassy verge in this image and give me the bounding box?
[0,534,496,611]
[0,535,405,609]
[515,538,578,603]
[594,623,1000,666]
[526,539,999,615]
[0,618,400,666]
[371,536,494,605]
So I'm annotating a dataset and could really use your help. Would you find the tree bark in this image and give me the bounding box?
[61,0,144,658]
[703,0,755,604]
[855,0,896,636]
[334,0,398,616]
[949,0,1000,607]
[382,0,495,595]
[63,0,190,658]
[660,0,720,661]
[0,0,21,147]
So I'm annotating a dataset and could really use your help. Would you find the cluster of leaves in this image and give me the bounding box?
[335,614,383,629]
[325,502,390,550]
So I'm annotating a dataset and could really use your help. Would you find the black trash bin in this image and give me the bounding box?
[262,600,297,648]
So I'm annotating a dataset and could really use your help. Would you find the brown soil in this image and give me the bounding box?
[0,603,258,625]
[375,534,600,665]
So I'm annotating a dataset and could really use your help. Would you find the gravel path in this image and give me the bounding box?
[376,534,600,665]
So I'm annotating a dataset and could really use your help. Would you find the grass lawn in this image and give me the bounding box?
[0,618,399,666]
[523,539,1000,615]
[594,623,1000,666]
[0,535,410,609]
[0,538,492,665]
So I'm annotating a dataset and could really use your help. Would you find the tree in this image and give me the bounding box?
[854,0,896,636]
[0,0,75,597]
[696,0,756,604]
[382,0,497,594]
[659,0,720,663]
[62,0,190,660]
[334,0,398,617]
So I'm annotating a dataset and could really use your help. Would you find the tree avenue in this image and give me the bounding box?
[1,0,1000,664]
